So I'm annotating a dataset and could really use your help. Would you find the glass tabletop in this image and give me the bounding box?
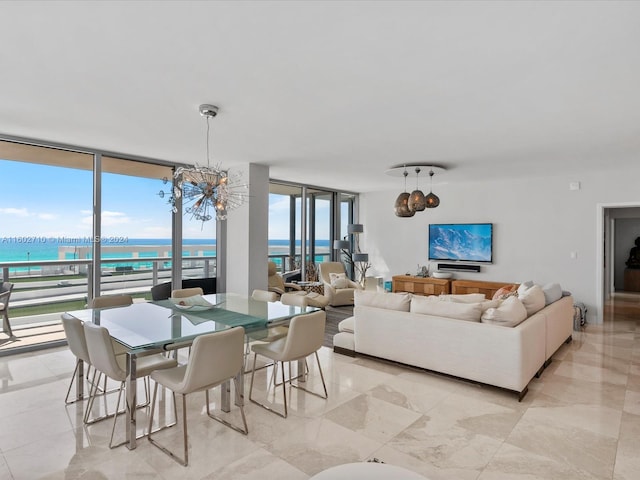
[65,293,318,352]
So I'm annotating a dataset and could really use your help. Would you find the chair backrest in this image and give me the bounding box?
[151,282,172,301]
[252,289,279,302]
[280,293,309,307]
[267,261,287,293]
[171,287,204,298]
[177,327,245,394]
[318,262,347,285]
[61,313,91,364]
[281,311,326,361]
[90,295,133,309]
[0,282,13,310]
[83,322,127,382]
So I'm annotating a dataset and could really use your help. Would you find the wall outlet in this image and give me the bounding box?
[569,181,581,191]
[570,251,578,259]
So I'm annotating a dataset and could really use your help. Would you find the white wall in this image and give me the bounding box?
[360,165,640,323]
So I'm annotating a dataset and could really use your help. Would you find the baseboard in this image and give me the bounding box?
[333,346,356,357]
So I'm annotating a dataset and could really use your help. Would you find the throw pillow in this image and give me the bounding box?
[480,299,501,312]
[518,284,545,316]
[355,290,411,311]
[517,281,535,296]
[410,295,483,322]
[439,293,486,304]
[542,283,563,305]
[329,272,348,289]
[492,284,518,300]
[481,296,528,327]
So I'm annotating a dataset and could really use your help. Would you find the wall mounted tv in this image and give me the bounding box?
[428,223,493,263]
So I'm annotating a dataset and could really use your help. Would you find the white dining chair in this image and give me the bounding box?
[147,327,248,466]
[171,287,204,298]
[249,310,328,418]
[89,294,133,309]
[83,322,178,448]
[62,313,103,406]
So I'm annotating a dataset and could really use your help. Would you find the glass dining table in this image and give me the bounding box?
[65,293,318,450]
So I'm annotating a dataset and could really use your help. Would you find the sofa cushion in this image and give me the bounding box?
[410,295,482,322]
[355,290,411,311]
[492,284,518,300]
[518,284,546,316]
[481,296,528,327]
[439,293,486,303]
[329,272,349,289]
[542,283,563,305]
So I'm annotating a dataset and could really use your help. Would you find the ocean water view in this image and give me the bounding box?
[0,237,331,273]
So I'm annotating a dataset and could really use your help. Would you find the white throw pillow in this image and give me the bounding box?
[542,283,563,305]
[480,299,501,312]
[517,281,534,296]
[329,272,349,289]
[518,284,545,316]
[355,290,412,311]
[439,293,486,304]
[481,296,528,327]
[410,295,482,322]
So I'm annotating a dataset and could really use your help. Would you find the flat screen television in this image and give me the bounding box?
[428,223,493,263]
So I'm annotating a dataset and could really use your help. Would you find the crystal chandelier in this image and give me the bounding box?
[159,104,246,225]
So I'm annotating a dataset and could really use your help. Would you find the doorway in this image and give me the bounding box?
[598,203,640,324]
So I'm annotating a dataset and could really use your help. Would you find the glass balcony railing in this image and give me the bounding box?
[0,256,215,356]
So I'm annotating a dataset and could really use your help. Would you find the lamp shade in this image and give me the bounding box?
[425,192,440,208]
[408,189,426,212]
[352,253,369,262]
[333,240,350,250]
[394,192,415,217]
[348,224,364,234]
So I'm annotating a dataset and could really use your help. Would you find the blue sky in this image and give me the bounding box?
[0,159,330,240]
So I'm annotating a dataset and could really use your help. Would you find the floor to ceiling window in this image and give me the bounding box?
[269,181,357,281]
[0,138,197,355]
[0,141,94,353]
[99,156,174,298]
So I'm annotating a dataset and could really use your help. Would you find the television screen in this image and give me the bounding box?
[428,223,493,263]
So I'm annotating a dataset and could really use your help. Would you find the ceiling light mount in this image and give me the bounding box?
[199,104,219,118]
[388,163,446,216]
[158,103,246,226]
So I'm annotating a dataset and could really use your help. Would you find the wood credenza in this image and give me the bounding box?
[392,276,516,299]
[391,275,450,296]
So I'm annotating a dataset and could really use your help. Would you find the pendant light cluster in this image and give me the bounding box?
[387,164,444,217]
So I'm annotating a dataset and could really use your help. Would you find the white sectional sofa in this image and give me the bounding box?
[333,287,574,400]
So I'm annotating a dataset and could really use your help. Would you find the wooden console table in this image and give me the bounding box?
[392,275,450,296]
[451,279,517,299]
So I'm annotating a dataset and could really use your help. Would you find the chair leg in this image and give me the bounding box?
[109,381,127,449]
[205,382,248,435]
[290,351,328,400]
[148,386,188,466]
[64,359,82,405]
[2,312,13,338]
[249,354,287,418]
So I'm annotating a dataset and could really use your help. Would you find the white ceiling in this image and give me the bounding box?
[2,1,640,193]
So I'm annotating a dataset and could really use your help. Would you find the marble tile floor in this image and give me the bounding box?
[0,294,638,480]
